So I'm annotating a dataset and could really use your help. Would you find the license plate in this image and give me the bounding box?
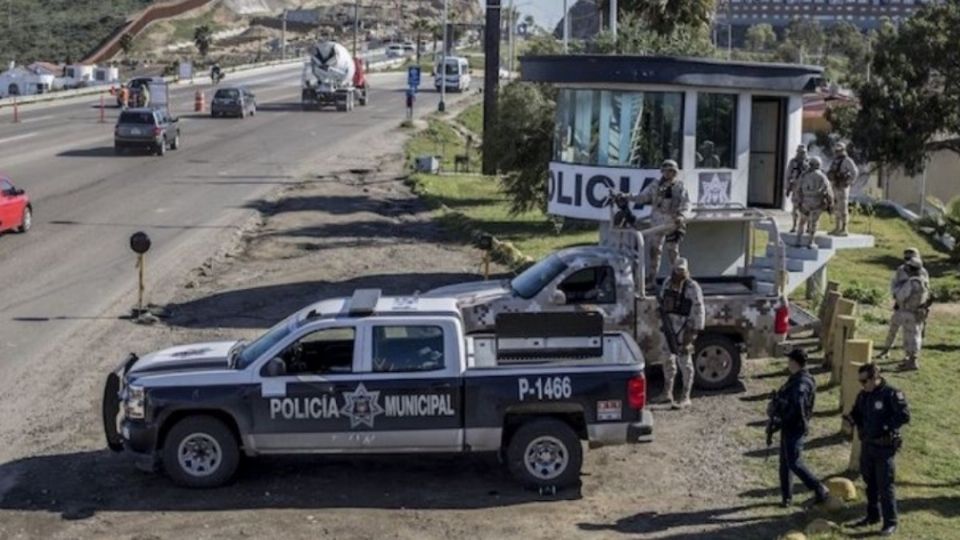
[597,400,622,421]
[131,128,141,135]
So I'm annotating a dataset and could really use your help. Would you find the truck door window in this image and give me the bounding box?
[559,266,616,304]
[276,327,355,376]
[371,325,445,373]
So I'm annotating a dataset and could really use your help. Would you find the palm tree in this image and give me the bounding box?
[194,25,213,58]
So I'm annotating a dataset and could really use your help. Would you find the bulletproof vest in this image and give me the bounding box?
[662,281,693,317]
[655,179,680,213]
[901,277,929,311]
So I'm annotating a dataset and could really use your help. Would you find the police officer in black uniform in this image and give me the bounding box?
[847,363,911,536]
[769,349,829,507]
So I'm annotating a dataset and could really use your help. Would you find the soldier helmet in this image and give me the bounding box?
[660,159,679,172]
[834,142,847,153]
[674,257,689,272]
[808,156,822,169]
[903,247,920,259]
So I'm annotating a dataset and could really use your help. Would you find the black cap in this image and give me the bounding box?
[787,348,808,367]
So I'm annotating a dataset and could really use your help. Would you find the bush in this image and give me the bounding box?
[930,283,960,303]
[843,281,884,306]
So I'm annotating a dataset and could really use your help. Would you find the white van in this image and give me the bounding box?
[434,56,471,92]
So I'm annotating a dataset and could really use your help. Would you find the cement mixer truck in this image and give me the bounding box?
[301,41,368,112]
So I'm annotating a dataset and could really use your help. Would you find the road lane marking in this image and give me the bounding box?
[20,114,57,124]
[0,132,38,145]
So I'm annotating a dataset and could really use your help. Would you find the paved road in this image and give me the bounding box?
[0,64,461,369]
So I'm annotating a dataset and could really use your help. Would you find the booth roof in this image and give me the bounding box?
[520,54,824,93]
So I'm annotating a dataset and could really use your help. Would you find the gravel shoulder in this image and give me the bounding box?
[0,103,799,540]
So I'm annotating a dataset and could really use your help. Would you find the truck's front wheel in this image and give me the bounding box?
[162,415,239,488]
[506,418,582,489]
[693,334,742,390]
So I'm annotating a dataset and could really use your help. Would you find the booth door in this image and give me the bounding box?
[748,98,785,208]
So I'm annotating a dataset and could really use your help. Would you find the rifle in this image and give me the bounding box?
[659,301,680,356]
[765,390,784,462]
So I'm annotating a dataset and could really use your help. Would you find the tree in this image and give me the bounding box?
[490,81,557,214]
[194,25,212,58]
[599,0,715,36]
[826,21,871,76]
[594,12,715,56]
[784,18,825,62]
[119,33,134,56]
[744,24,775,52]
[833,3,960,177]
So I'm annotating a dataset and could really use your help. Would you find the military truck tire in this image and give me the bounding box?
[506,418,582,489]
[162,415,239,488]
[693,334,742,390]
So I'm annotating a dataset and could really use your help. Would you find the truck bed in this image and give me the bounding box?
[654,275,757,296]
[466,333,641,369]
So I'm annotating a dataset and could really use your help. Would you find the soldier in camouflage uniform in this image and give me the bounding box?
[795,157,834,248]
[786,145,810,233]
[628,159,692,280]
[879,248,929,359]
[893,259,929,371]
[654,257,705,409]
[827,142,859,237]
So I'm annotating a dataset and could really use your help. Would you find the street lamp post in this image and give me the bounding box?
[439,0,448,112]
[353,0,359,57]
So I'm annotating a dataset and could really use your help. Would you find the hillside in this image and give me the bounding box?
[0,0,151,64]
[0,0,482,66]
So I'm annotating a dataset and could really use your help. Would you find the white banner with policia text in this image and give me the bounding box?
[547,162,660,221]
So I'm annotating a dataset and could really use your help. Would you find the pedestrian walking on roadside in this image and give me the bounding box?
[767,349,829,507]
[847,363,910,536]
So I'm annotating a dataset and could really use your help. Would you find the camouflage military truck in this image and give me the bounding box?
[427,208,791,390]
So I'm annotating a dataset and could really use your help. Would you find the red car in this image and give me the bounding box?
[0,176,31,234]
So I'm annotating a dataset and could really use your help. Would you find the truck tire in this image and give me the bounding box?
[358,88,368,106]
[170,133,180,150]
[693,334,742,390]
[162,415,239,488]
[156,139,166,156]
[506,418,582,489]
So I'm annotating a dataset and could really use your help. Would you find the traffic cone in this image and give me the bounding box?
[194,90,205,112]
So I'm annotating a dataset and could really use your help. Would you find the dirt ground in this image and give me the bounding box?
[0,106,805,540]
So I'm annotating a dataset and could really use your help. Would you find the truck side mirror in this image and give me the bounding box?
[264,357,286,377]
[550,290,567,305]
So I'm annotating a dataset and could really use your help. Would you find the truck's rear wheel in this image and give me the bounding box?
[506,418,582,489]
[693,334,742,390]
[162,415,239,488]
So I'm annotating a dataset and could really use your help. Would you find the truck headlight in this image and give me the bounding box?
[124,385,146,419]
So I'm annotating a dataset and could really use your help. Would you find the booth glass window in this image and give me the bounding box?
[555,89,683,168]
[696,93,737,169]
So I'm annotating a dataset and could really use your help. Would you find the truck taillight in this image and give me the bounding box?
[775,303,790,335]
[628,376,646,409]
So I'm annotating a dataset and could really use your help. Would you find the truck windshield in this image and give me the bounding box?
[510,255,568,299]
[236,315,295,369]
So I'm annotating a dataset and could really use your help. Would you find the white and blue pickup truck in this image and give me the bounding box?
[103,290,653,490]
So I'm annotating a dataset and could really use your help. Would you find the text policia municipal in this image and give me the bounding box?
[270,393,456,421]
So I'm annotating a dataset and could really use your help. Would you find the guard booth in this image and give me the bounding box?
[520,55,828,287]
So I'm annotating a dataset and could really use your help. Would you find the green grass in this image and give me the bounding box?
[736,210,960,539]
[456,103,483,136]
[405,115,595,263]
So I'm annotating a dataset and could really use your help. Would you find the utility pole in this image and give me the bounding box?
[439,0,448,112]
[352,0,359,57]
[609,0,617,40]
[726,0,732,59]
[507,0,514,74]
[281,9,287,60]
[482,0,501,175]
[562,0,569,53]
[416,0,423,64]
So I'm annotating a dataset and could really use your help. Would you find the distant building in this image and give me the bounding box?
[716,0,938,45]
[0,63,55,98]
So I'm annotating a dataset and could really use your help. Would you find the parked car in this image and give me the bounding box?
[0,176,31,234]
[114,108,180,156]
[211,87,256,118]
[385,43,405,58]
[103,290,653,489]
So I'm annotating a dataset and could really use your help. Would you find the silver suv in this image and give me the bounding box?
[211,87,256,118]
[114,108,180,156]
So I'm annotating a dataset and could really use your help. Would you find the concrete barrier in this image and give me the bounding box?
[826,299,856,373]
[819,290,842,364]
[841,340,871,434]
[829,312,857,386]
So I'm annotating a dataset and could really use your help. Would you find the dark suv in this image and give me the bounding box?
[114,108,180,156]
[211,87,256,118]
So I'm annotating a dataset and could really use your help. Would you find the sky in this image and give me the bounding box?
[474,0,569,32]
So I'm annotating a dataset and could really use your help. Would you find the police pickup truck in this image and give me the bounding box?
[103,290,652,489]
[428,207,792,390]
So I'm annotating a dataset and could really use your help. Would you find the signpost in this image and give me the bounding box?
[129,232,151,315]
[406,66,420,121]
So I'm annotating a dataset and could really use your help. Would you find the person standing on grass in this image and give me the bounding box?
[847,363,910,537]
[879,248,929,360]
[768,349,829,508]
